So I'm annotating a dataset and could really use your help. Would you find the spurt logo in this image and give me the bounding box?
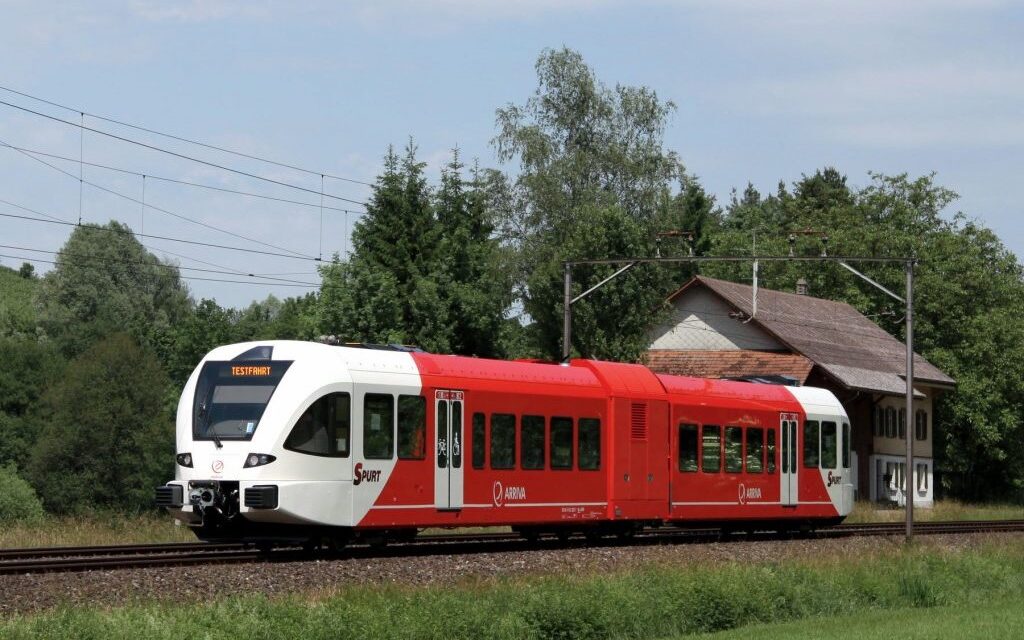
[827,471,843,488]
[353,462,382,486]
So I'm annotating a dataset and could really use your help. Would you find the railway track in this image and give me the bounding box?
[2,519,1021,576]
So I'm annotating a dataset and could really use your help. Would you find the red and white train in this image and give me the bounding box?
[156,340,854,546]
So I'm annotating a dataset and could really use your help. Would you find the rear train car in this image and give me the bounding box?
[155,340,852,545]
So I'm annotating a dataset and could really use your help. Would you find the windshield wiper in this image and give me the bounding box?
[198,400,223,448]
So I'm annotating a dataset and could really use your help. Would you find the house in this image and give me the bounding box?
[646,275,955,506]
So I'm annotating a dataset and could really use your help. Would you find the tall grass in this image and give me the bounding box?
[844,499,1024,524]
[0,511,194,548]
[4,540,1024,639]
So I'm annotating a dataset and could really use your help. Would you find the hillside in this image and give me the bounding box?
[0,264,40,336]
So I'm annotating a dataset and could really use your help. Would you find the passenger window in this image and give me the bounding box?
[803,421,819,468]
[550,417,573,470]
[397,395,426,460]
[284,392,351,457]
[702,425,721,473]
[578,418,601,470]
[746,428,763,473]
[767,429,776,473]
[678,423,698,472]
[437,402,448,469]
[490,413,515,469]
[363,394,394,459]
[472,413,486,469]
[521,415,545,470]
[725,426,743,473]
[820,421,837,468]
[842,422,851,469]
[451,402,463,469]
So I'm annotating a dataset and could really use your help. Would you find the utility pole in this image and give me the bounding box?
[561,253,917,541]
[905,260,915,543]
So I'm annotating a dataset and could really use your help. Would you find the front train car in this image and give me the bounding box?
[155,340,419,545]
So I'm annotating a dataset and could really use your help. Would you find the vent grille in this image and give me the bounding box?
[631,403,648,440]
[154,485,183,507]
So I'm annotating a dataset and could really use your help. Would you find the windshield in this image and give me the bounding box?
[192,360,292,440]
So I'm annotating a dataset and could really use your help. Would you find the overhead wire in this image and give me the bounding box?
[0,138,317,259]
[0,243,319,286]
[0,98,369,207]
[0,84,375,187]
[0,207,328,262]
[2,253,317,288]
[0,143,361,215]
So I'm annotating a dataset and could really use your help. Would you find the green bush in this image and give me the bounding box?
[0,464,45,524]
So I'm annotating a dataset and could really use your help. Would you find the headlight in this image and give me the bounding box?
[176,453,193,468]
[243,453,276,468]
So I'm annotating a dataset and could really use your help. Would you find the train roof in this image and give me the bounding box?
[655,371,802,402]
[201,341,826,407]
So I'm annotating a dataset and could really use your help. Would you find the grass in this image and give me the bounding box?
[3,537,1024,638]
[687,597,1024,639]
[0,512,194,548]
[845,499,1024,524]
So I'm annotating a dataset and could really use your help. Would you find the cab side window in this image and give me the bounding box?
[363,394,394,459]
[578,418,601,470]
[285,392,351,457]
[803,420,820,468]
[397,395,426,460]
[678,424,698,472]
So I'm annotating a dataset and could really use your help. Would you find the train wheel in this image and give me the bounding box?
[256,542,274,555]
[556,530,570,543]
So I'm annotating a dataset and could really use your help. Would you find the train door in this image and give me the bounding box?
[780,413,798,506]
[434,389,464,510]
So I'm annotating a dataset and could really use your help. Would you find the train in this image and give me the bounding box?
[155,340,854,548]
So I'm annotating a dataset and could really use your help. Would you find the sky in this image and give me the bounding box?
[0,0,1021,308]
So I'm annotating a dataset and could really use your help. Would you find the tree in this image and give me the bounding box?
[167,298,236,384]
[36,221,191,360]
[318,143,448,350]
[493,47,684,360]
[27,333,173,513]
[706,168,1024,500]
[0,337,64,466]
[434,154,512,357]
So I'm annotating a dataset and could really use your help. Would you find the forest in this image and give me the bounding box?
[1,48,1022,521]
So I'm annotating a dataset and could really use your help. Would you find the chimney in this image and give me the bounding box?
[796,277,809,296]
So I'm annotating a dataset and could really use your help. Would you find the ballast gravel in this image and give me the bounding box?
[0,532,1020,615]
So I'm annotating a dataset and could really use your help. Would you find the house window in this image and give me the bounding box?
[898,408,906,440]
[915,410,928,441]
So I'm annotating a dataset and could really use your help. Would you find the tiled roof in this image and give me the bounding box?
[647,350,815,383]
[664,276,955,392]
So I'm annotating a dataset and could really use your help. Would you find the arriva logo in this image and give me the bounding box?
[737,483,762,505]
[492,481,526,506]
[827,470,843,487]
